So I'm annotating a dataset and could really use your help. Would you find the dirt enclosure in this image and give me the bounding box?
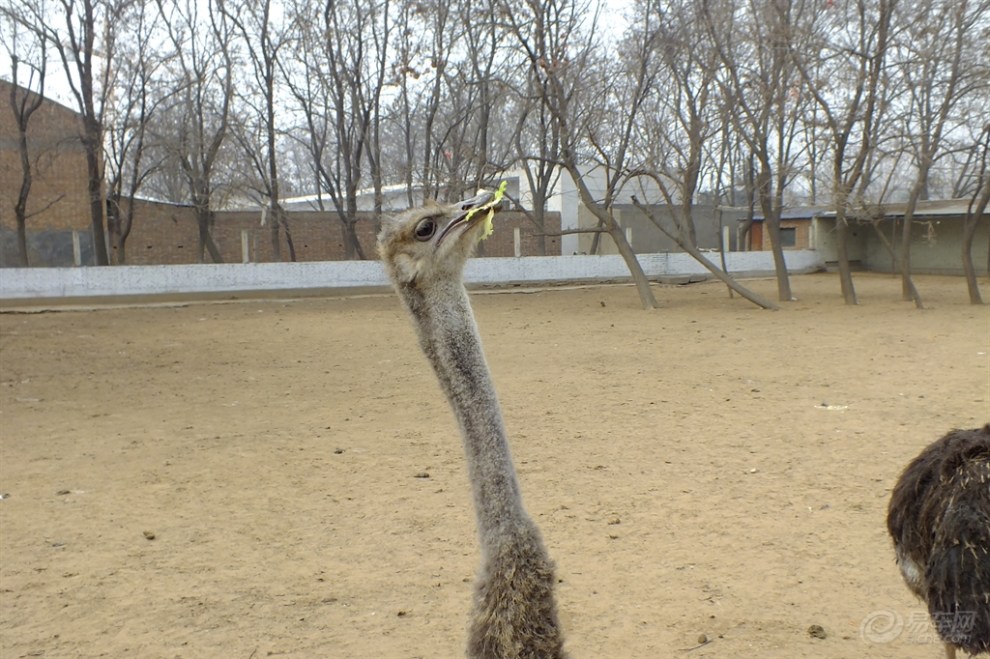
[1,273,987,658]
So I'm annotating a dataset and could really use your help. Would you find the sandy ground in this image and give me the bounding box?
[0,273,987,659]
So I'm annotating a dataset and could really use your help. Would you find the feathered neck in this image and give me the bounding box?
[398,280,528,544]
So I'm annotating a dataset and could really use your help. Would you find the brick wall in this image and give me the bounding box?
[2,81,561,266]
[0,80,91,234]
[115,198,200,265]
[750,219,811,251]
[122,198,561,264]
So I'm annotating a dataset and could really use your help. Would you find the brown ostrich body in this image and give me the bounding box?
[887,424,990,658]
[377,191,567,659]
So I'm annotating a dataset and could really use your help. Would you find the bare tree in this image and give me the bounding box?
[282,0,392,259]
[501,0,569,256]
[509,62,562,256]
[503,0,660,309]
[222,0,295,261]
[390,0,421,205]
[718,143,760,250]
[623,0,776,310]
[891,0,986,308]
[703,0,810,302]
[104,0,170,264]
[17,0,125,265]
[632,195,779,309]
[362,0,391,219]
[393,0,455,202]
[381,0,514,210]
[447,0,517,198]
[790,0,897,305]
[154,0,236,263]
[958,123,989,304]
[2,17,47,266]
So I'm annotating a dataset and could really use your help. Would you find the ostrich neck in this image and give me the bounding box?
[402,280,528,542]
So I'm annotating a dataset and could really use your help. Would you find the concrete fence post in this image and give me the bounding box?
[72,231,82,266]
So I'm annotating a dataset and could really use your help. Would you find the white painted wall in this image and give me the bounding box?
[0,251,824,301]
[556,174,583,256]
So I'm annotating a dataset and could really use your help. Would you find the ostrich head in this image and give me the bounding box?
[377,190,501,289]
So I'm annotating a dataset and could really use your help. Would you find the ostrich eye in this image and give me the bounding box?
[414,218,437,241]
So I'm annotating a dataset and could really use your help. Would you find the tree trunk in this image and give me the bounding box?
[340,219,366,260]
[961,218,984,305]
[10,62,45,267]
[107,199,123,265]
[897,172,930,308]
[14,124,30,266]
[340,222,355,260]
[86,154,109,266]
[532,190,548,256]
[14,125,32,267]
[754,167,792,301]
[343,198,366,260]
[962,181,989,304]
[197,209,224,264]
[872,220,924,308]
[270,212,282,262]
[899,217,915,303]
[83,117,109,266]
[763,214,793,301]
[561,163,656,308]
[634,198,778,310]
[897,214,924,309]
[115,233,127,265]
[281,213,297,262]
[833,208,858,305]
[15,219,29,267]
[605,222,657,309]
[682,242,778,310]
[737,218,753,251]
[105,197,135,265]
[589,221,604,255]
[534,217,548,256]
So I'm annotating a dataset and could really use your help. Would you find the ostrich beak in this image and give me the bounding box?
[458,190,497,211]
[436,190,502,246]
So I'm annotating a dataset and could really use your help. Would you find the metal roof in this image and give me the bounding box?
[749,198,977,222]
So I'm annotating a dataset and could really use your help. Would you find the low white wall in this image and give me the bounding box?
[0,250,823,301]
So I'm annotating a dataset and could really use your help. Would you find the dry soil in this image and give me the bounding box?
[1,273,988,658]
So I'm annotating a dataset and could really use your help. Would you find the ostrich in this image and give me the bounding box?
[887,424,990,658]
[377,191,567,659]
